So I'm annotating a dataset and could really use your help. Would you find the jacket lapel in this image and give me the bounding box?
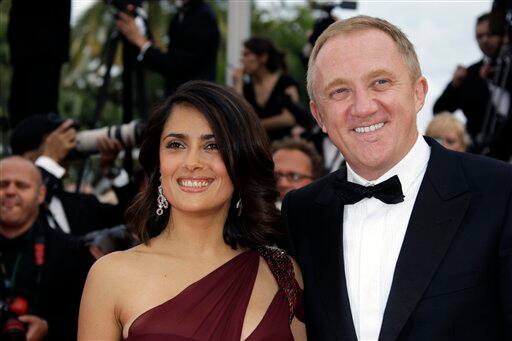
[312,167,358,341]
[379,137,472,341]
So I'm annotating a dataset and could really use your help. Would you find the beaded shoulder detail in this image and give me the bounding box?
[256,245,299,323]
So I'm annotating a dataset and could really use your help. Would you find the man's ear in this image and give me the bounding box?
[310,99,326,133]
[37,185,47,205]
[414,76,428,113]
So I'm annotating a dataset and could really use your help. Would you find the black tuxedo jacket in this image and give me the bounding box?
[40,168,126,236]
[283,137,512,341]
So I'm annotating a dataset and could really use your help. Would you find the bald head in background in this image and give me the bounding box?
[0,156,46,238]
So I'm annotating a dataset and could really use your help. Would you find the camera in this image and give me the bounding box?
[75,120,146,154]
[0,297,28,341]
[46,113,146,156]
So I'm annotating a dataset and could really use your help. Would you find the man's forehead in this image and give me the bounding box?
[0,158,41,184]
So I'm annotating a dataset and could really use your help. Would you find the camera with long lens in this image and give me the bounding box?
[75,120,146,154]
[0,297,28,341]
[46,114,146,157]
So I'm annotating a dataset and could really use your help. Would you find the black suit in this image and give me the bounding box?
[141,0,219,94]
[41,168,126,236]
[283,137,512,340]
[0,215,93,340]
[7,0,71,127]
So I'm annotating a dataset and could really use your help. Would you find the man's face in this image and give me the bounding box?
[0,158,45,232]
[476,19,502,58]
[310,29,427,180]
[273,148,314,200]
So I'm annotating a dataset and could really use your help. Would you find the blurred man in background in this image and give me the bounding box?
[434,12,511,161]
[0,156,92,340]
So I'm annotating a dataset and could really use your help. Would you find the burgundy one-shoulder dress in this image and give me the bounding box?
[125,249,304,341]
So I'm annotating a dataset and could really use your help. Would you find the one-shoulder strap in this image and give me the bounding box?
[257,245,299,323]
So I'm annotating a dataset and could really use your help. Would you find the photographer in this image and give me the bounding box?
[433,12,512,161]
[9,115,130,236]
[0,156,93,340]
[116,0,220,95]
[7,0,71,128]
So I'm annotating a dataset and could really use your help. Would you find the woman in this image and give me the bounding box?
[425,112,469,152]
[78,81,306,340]
[232,37,306,142]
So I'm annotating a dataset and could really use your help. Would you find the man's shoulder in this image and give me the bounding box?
[466,59,485,75]
[436,147,512,191]
[457,151,512,184]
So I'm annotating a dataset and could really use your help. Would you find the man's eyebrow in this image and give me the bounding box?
[324,77,350,93]
[366,69,395,80]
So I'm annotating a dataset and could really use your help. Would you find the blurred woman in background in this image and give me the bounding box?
[232,37,305,142]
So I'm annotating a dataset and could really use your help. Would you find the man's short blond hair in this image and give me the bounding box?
[307,15,422,102]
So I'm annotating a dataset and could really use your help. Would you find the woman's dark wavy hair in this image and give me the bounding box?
[244,36,287,73]
[126,80,281,249]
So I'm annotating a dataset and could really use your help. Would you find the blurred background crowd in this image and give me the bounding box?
[0,0,511,339]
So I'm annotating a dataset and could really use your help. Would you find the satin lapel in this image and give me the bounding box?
[313,168,358,341]
[379,138,471,341]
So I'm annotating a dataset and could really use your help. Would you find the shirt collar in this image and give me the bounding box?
[347,135,431,195]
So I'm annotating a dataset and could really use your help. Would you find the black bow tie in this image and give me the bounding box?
[333,175,405,204]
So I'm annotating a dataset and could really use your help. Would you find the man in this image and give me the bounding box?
[433,13,511,161]
[116,0,220,95]
[283,16,512,341]
[0,156,92,340]
[10,115,128,235]
[7,0,71,127]
[272,137,323,202]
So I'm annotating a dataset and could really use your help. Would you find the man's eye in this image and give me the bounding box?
[166,141,184,149]
[374,79,390,87]
[330,88,349,99]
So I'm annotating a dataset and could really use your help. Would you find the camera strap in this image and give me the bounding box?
[0,219,46,310]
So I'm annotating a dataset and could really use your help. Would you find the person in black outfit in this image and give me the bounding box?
[0,156,93,340]
[232,37,312,142]
[9,115,128,236]
[7,0,71,127]
[116,0,220,95]
[433,13,512,161]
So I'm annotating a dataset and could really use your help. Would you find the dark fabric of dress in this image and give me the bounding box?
[125,250,303,341]
[243,74,299,142]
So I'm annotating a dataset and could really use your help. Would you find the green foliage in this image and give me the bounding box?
[0,0,316,129]
[251,4,314,102]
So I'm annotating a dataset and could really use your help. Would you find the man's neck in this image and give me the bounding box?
[0,217,37,240]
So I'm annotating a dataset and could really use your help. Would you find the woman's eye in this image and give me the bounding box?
[166,141,184,149]
[205,142,219,150]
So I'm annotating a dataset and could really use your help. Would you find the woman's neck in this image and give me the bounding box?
[154,208,236,259]
[252,67,277,84]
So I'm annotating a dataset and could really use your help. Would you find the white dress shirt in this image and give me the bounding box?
[343,135,430,341]
[35,156,71,233]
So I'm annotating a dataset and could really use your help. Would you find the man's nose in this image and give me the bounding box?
[352,89,378,117]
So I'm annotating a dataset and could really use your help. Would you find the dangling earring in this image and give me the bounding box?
[236,198,243,217]
[156,185,169,216]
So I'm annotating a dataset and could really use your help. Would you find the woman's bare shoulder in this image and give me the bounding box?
[87,245,151,283]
